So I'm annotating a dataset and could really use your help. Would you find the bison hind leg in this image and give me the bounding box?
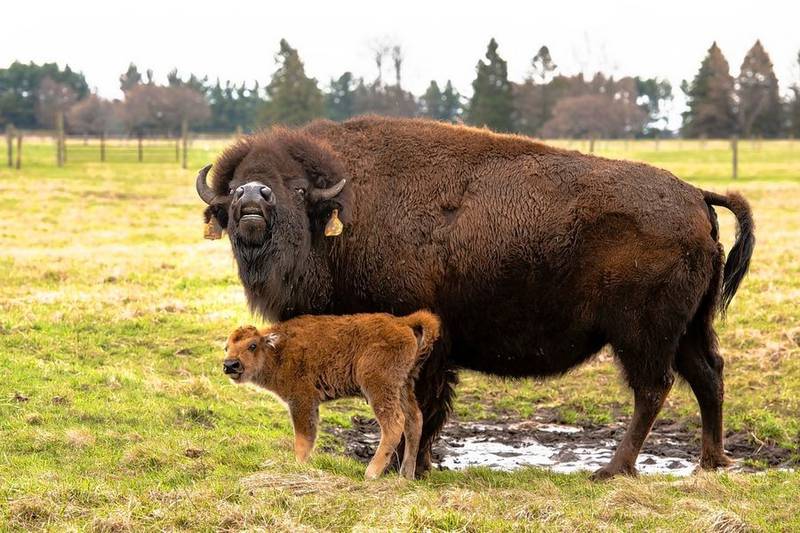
[593,334,679,480]
[674,306,732,469]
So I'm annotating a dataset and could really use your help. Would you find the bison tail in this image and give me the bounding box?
[703,190,755,313]
[400,310,442,360]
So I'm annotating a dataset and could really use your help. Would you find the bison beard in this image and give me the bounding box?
[198,116,754,479]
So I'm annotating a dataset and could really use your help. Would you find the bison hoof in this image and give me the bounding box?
[590,464,638,481]
[699,454,734,470]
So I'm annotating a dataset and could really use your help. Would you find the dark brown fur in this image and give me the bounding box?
[200,116,755,478]
[223,310,441,479]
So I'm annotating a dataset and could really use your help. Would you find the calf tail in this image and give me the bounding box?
[399,310,442,360]
[703,190,755,313]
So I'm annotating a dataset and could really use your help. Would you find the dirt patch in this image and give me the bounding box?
[325,411,796,475]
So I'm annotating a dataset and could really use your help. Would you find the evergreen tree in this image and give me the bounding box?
[681,42,736,138]
[635,77,672,135]
[119,63,142,93]
[421,80,461,122]
[736,40,783,138]
[468,38,513,132]
[260,39,324,126]
[441,81,462,122]
[326,72,356,121]
[0,61,88,128]
[421,81,443,119]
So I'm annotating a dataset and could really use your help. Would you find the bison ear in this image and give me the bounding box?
[283,134,354,227]
[203,203,229,237]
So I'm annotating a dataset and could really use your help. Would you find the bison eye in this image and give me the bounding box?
[248,342,257,351]
[294,187,306,196]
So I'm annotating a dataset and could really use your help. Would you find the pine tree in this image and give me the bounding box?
[681,42,736,138]
[736,40,783,138]
[261,39,324,126]
[422,81,461,122]
[326,72,356,122]
[441,81,462,122]
[421,81,443,119]
[468,38,513,132]
[119,63,142,93]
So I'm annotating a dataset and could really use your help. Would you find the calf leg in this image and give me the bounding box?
[399,382,423,480]
[289,398,319,462]
[364,386,405,480]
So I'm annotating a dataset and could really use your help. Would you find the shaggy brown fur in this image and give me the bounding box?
[223,310,441,480]
[199,115,754,479]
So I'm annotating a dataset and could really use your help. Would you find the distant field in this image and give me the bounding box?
[1,138,799,530]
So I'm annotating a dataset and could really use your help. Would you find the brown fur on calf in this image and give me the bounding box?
[223,310,440,479]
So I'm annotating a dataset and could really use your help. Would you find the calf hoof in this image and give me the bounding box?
[590,463,638,481]
[699,453,733,470]
[399,463,416,480]
[364,466,382,480]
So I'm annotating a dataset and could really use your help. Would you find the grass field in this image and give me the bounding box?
[1,138,799,531]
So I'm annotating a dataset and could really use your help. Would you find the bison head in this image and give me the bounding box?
[197,129,352,320]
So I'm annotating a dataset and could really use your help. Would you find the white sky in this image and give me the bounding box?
[3,0,799,128]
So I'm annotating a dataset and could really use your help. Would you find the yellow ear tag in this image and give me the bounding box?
[324,209,343,237]
[204,218,223,240]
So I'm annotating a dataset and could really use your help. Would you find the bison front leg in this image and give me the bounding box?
[289,399,319,462]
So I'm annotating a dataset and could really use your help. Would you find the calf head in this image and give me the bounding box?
[223,325,283,384]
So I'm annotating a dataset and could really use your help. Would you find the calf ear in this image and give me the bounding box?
[264,332,283,351]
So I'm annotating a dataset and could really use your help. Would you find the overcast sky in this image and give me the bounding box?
[3,0,799,128]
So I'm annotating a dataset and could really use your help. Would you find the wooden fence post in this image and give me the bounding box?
[175,136,180,162]
[589,136,595,153]
[15,133,22,169]
[6,124,13,167]
[137,132,143,162]
[731,136,738,180]
[56,112,65,166]
[100,131,106,162]
[181,119,188,169]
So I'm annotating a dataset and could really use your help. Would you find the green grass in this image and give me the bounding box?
[1,139,799,531]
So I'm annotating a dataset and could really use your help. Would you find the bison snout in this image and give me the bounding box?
[223,359,243,375]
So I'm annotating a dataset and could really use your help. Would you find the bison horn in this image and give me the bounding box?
[195,164,217,204]
[309,179,346,202]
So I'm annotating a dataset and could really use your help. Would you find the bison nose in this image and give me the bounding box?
[260,186,275,205]
[223,360,243,374]
[238,183,274,207]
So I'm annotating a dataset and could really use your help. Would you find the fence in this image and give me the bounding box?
[3,126,795,180]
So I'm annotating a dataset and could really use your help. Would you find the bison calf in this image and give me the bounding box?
[223,311,440,480]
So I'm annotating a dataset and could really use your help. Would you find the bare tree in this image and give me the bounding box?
[541,93,646,138]
[369,38,392,85]
[67,94,122,135]
[123,84,209,135]
[392,45,403,88]
[35,77,78,129]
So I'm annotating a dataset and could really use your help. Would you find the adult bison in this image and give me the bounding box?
[197,116,754,479]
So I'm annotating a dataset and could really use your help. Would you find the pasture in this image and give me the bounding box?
[1,139,799,531]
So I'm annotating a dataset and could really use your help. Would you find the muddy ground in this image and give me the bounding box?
[325,410,796,475]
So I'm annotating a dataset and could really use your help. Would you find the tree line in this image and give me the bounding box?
[2,38,799,138]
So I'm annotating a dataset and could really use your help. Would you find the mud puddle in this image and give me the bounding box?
[326,413,795,476]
